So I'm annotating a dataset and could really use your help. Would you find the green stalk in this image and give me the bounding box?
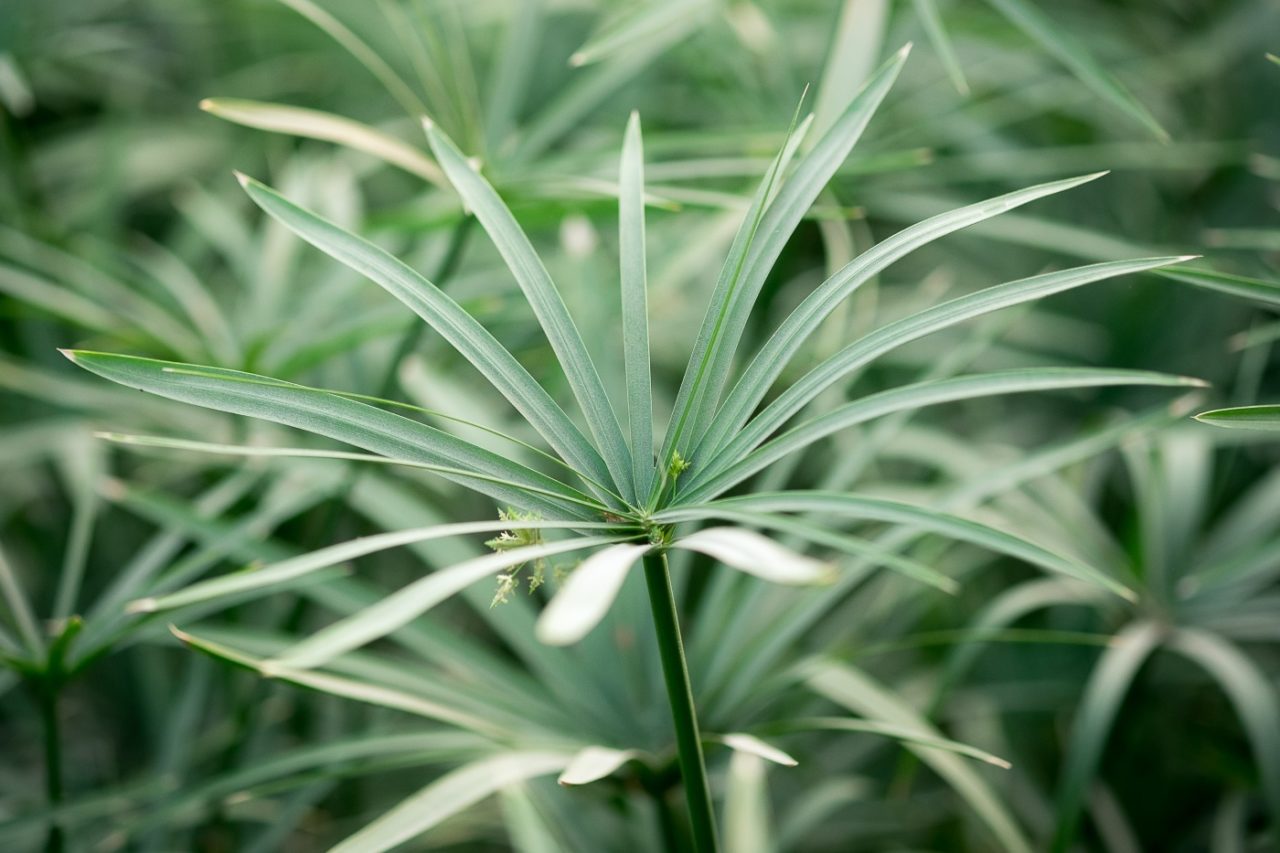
[40,680,64,853]
[642,552,719,853]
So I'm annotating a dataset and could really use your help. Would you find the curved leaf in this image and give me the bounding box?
[659,492,1131,600]
[536,543,650,646]
[63,351,597,519]
[268,536,622,670]
[673,527,834,585]
[706,256,1192,471]
[687,368,1202,499]
[237,175,619,506]
[329,752,571,853]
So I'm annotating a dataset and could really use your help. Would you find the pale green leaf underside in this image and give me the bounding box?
[202,98,444,184]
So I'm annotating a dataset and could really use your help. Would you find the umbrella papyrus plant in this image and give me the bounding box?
[64,46,1205,852]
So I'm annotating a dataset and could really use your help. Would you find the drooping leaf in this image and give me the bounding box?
[807,659,1032,852]
[202,98,444,185]
[557,746,637,786]
[268,536,623,670]
[672,527,834,585]
[328,752,572,853]
[1052,621,1162,852]
[536,543,650,646]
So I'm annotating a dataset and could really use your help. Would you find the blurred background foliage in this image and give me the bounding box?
[1,0,1278,850]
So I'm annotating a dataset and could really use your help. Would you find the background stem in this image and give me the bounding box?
[40,679,64,853]
[642,552,719,853]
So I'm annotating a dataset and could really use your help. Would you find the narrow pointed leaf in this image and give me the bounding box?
[698,172,1113,458]
[237,174,618,504]
[912,0,969,95]
[712,256,1192,469]
[1195,405,1280,432]
[791,716,1012,768]
[133,519,617,614]
[1162,267,1280,307]
[269,536,622,670]
[673,527,834,585]
[676,507,956,592]
[63,351,596,519]
[807,660,1033,853]
[329,752,571,853]
[172,627,499,732]
[983,0,1167,140]
[669,46,910,459]
[202,98,444,185]
[424,120,636,502]
[687,368,1204,499]
[537,542,650,646]
[98,433,604,515]
[273,0,427,117]
[557,746,637,786]
[659,108,812,466]
[659,492,1132,600]
[0,542,42,658]
[619,111,655,497]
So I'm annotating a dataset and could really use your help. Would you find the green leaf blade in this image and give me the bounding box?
[236,174,619,506]
[423,121,636,503]
[64,351,598,520]
[619,112,655,497]
[1195,405,1280,432]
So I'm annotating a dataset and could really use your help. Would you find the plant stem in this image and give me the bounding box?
[40,678,65,853]
[642,552,719,853]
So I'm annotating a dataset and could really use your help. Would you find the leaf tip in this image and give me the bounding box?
[126,597,157,614]
[420,115,434,132]
[569,51,588,68]
[168,624,192,643]
[57,348,78,364]
[897,41,914,60]
[197,97,215,112]
[1175,254,1201,263]
[232,170,253,189]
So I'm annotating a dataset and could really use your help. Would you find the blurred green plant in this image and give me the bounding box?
[59,44,1217,849]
